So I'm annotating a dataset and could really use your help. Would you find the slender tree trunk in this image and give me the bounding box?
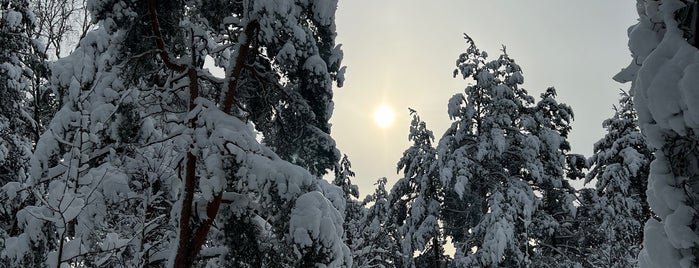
[433,235,441,268]
[173,67,199,268]
[147,1,258,266]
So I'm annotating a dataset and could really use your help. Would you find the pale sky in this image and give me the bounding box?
[330,0,639,198]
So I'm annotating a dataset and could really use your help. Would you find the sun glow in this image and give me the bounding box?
[373,104,395,128]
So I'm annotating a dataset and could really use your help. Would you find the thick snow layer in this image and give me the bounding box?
[99,233,130,251]
[31,24,126,184]
[304,55,329,76]
[310,0,338,25]
[639,219,682,268]
[318,179,347,215]
[664,205,699,249]
[3,10,22,28]
[646,153,685,219]
[290,191,351,267]
[625,2,699,139]
[617,0,699,266]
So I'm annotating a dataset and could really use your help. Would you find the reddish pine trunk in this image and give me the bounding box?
[147,1,257,266]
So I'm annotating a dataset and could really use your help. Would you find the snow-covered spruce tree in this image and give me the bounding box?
[614,1,699,267]
[388,109,445,267]
[331,155,366,259]
[437,35,581,267]
[437,35,540,267]
[3,0,350,267]
[525,88,582,266]
[570,188,605,266]
[334,155,360,202]
[0,1,49,266]
[353,177,400,268]
[582,91,652,267]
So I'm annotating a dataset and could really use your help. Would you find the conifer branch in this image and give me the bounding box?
[222,21,258,114]
[148,0,186,73]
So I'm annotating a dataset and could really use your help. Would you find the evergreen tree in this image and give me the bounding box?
[332,155,365,260]
[438,35,579,267]
[0,1,49,266]
[388,109,445,267]
[526,88,581,266]
[583,91,653,267]
[4,2,179,266]
[26,0,92,145]
[2,1,350,267]
[200,0,345,176]
[0,0,41,190]
[354,177,400,268]
[0,0,34,204]
[437,35,538,267]
[334,155,360,201]
[572,188,609,267]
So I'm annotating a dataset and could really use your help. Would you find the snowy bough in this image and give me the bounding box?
[0,1,50,267]
[1,0,350,267]
[615,0,699,267]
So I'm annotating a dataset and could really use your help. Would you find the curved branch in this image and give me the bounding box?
[148,0,186,72]
[222,21,259,113]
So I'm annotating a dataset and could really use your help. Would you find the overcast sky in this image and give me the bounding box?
[329,0,639,197]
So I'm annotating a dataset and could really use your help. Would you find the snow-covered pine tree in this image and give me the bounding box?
[200,0,345,177]
[437,35,539,267]
[334,155,360,201]
[582,91,652,267]
[195,1,349,266]
[3,1,350,267]
[614,1,699,267]
[0,1,48,266]
[388,109,444,267]
[3,2,183,266]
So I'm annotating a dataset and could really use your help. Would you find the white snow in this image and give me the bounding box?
[5,0,350,266]
[310,0,338,26]
[290,191,351,267]
[100,233,130,251]
[617,0,699,266]
[639,219,683,268]
[3,10,22,28]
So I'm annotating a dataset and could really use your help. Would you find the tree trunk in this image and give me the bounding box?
[433,235,441,268]
[147,1,258,266]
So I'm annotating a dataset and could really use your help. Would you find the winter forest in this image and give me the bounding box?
[0,0,698,267]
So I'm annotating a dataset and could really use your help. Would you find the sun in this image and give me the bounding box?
[374,104,395,128]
